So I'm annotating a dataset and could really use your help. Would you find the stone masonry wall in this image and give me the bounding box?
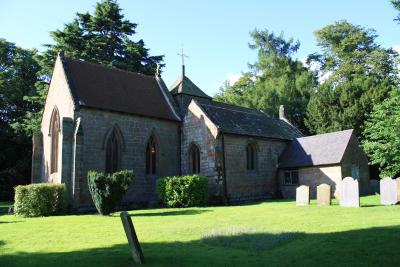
[341,134,370,195]
[223,134,288,201]
[39,55,75,184]
[75,108,180,208]
[279,165,342,199]
[181,101,219,195]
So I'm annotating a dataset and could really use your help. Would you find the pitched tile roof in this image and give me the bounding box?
[61,56,180,121]
[169,75,212,99]
[198,101,303,140]
[278,129,354,168]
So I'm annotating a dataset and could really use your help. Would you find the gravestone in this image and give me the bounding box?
[317,184,331,206]
[296,185,309,206]
[396,177,400,202]
[340,177,359,208]
[380,177,397,205]
[120,211,144,264]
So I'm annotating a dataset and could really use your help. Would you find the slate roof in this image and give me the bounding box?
[278,129,354,168]
[169,75,212,99]
[60,56,180,121]
[198,101,303,140]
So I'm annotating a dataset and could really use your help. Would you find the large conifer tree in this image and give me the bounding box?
[305,21,398,137]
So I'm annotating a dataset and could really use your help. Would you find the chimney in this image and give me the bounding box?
[279,105,285,120]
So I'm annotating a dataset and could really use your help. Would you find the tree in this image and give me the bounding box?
[362,89,400,178]
[20,0,164,135]
[305,21,399,136]
[0,39,40,199]
[216,30,315,133]
[392,0,400,23]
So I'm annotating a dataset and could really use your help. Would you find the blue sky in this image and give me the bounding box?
[0,0,399,96]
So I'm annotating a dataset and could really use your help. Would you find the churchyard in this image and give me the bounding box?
[1,195,400,267]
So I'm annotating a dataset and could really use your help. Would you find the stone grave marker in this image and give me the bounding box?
[120,211,144,264]
[296,185,310,206]
[317,184,331,206]
[396,177,400,202]
[380,177,397,205]
[340,177,359,208]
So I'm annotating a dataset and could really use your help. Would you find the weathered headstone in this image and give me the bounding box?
[296,185,309,206]
[317,184,331,206]
[120,211,144,264]
[340,177,359,208]
[396,177,400,202]
[380,177,397,205]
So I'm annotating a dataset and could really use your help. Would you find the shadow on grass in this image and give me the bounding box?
[0,221,22,224]
[1,226,400,267]
[110,209,212,217]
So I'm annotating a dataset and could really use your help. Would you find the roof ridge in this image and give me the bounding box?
[296,129,354,140]
[203,101,268,116]
[64,56,157,80]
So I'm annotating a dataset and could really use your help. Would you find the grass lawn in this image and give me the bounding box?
[1,195,400,267]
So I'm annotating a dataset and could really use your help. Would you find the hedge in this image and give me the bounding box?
[14,183,66,217]
[157,175,209,208]
[87,170,133,215]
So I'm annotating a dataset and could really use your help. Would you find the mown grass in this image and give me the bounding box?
[1,195,400,267]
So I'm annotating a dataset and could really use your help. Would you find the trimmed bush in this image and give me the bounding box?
[14,183,66,217]
[157,175,209,208]
[87,170,133,215]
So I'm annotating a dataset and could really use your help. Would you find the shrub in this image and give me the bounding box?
[87,170,133,215]
[14,183,66,217]
[157,175,209,208]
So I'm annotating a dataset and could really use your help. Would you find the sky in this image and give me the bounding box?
[0,0,399,96]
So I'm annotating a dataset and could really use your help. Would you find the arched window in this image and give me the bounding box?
[146,136,157,175]
[189,144,200,174]
[246,143,256,171]
[105,129,121,173]
[50,108,60,174]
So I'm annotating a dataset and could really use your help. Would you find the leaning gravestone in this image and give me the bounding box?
[340,177,359,208]
[380,177,398,205]
[296,185,310,206]
[317,184,331,206]
[396,177,400,202]
[120,211,144,264]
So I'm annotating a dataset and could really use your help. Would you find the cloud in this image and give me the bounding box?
[226,73,241,85]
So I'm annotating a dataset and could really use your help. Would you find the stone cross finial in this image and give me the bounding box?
[177,47,189,76]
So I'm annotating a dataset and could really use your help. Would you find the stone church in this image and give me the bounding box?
[32,52,370,209]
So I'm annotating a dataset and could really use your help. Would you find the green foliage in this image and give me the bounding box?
[305,21,399,137]
[362,89,400,178]
[87,170,133,215]
[0,39,40,200]
[157,175,209,208]
[215,30,315,133]
[392,0,400,23]
[14,183,66,217]
[41,0,163,76]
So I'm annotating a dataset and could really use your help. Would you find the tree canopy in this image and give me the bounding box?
[0,39,39,199]
[215,30,315,133]
[362,89,400,178]
[41,0,163,76]
[305,21,399,137]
